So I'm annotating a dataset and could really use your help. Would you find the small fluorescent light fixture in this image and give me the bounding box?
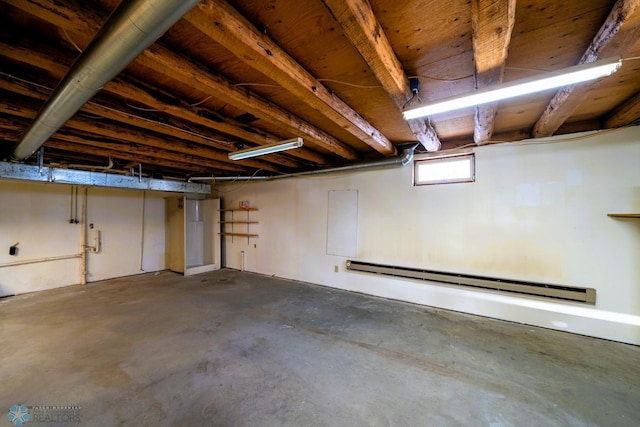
[403,56,622,120]
[228,137,304,160]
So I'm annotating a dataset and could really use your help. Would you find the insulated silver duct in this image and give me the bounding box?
[193,144,419,182]
[11,0,201,161]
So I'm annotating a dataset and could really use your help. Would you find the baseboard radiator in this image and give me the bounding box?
[346,260,596,305]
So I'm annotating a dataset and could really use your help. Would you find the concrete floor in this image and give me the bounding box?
[1,270,639,426]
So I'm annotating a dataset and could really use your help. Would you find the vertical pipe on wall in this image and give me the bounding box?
[140,191,146,272]
[75,187,79,223]
[69,186,74,223]
[80,187,88,285]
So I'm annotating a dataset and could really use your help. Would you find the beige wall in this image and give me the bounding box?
[216,127,640,344]
[1,127,638,343]
[0,182,168,295]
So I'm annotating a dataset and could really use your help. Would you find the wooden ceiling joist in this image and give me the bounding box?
[46,140,220,175]
[51,131,246,173]
[185,0,396,156]
[533,0,640,137]
[136,45,358,161]
[2,0,101,34]
[0,68,305,171]
[605,91,640,127]
[0,115,251,173]
[0,96,284,173]
[1,0,639,178]
[4,0,360,162]
[471,0,516,144]
[0,40,327,168]
[320,0,441,151]
[0,115,248,174]
[105,77,328,166]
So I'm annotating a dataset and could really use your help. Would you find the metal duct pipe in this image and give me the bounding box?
[11,0,201,161]
[196,144,419,183]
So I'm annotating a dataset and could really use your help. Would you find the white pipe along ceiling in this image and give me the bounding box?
[192,144,420,182]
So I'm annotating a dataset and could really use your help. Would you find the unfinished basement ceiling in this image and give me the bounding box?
[0,0,639,180]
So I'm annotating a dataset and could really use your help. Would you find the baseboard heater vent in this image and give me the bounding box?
[346,260,596,305]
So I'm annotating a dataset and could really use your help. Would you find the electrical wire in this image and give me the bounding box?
[503,56,640,75]
[4,51,637,169]
[99,101,235,145]
[486,127,623,147]
[213,168,266,192]
[408,73,473,82]
[317,79,382,89]
[61,28,83,53]
[0,71,52,91]
[78,113,105,119]
[504,66,549,73]
[225,55,639,93]
[402,91,418,109]
[0,72,238,147]
[234,82,281,88]
[418,127,627,158]
[125,102,162,112]
[190,95,212,106]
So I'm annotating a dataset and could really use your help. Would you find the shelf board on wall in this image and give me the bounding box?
[219,208,258,212]
[219,232,259,237]
[219,221,259,224]
[607,213,640,218]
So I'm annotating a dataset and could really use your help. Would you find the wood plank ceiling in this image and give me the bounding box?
[1,0,639,179]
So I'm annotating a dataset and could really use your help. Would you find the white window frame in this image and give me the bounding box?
[413,153,475,186]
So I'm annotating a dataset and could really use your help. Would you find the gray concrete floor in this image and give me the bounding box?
[1,269,639,426]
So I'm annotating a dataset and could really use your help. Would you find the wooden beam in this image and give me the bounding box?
[103,80,325,167]
[604,91,640,128]
[439,129,531,149]
[0,115,245,173]
[471,0,516,144]
[0,95,283,173]
[320,0,440,151]
[185,0,395,156]
[555,119,602,135]
[0,41,326,167]
[2,0,102,33]
[533,0,640,137]
[6,0,360,161]
[46,139,216,174]
[0,74,305,171]
[51,131,245,173]
[139,45,360,160]
[109,80,328,165]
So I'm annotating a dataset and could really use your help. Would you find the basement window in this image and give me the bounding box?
[414,154,475,186]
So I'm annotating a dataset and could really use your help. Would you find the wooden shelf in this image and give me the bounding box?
[607,213,640,218]
[219,207,259,240]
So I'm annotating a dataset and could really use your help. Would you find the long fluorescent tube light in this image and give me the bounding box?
[228,137,304,160]
[403,56,622,120]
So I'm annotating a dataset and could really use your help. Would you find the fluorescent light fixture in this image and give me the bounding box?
[228,137,304,160]
[403,56,622,120]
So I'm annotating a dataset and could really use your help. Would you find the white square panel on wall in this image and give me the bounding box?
[327,189,358,257]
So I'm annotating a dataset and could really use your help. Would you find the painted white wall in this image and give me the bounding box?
[0,182,168,295]
[215,127,640,345]
[85,188,167,282]
[0,182,80,295]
